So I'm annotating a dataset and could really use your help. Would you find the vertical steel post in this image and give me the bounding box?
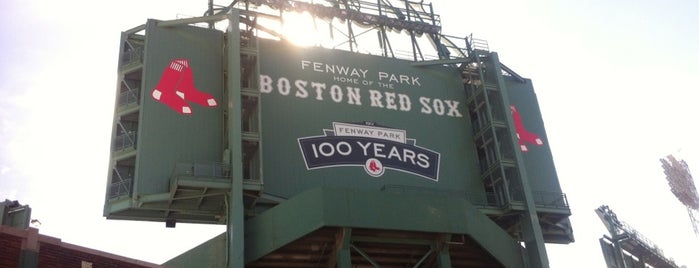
[436,234,452,268]
[491,52,549,268]
[337,228,352,268]
[207,0,214,28]
[226,9,245,268]
[343,1,356,52]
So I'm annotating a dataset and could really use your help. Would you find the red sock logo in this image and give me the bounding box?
[369,160,381,172]
[151,59,218,114]
[510,105,543,152]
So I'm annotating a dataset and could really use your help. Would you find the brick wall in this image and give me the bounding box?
[0,226,162,268]
[0,231,23,267]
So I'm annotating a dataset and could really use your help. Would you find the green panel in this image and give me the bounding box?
[19,250,39,268]
[136,20,224,194]
[243,187,525,268]
[0,202,31,229]
[164,232,227,268]
[244,188,326,262]
[257,39,481,199]
[504,78,563,194]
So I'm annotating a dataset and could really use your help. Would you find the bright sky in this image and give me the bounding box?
[1,0,698,267]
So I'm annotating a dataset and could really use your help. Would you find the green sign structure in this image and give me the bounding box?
[106,3,573,267]
[257,38,483,199]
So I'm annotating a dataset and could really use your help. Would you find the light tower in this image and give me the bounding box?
[660,154,699,236]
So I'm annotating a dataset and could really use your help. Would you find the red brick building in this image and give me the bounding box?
[1,225,161,268]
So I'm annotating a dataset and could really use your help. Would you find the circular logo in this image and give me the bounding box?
[364,158,385,177]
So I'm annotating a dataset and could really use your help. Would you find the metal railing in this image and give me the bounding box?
[238,0,441,33]
[510,188,570,210]
[531,191,569,209]
[616,219,680,267]
[172,162,231,179]
[113,132,137,152]
[109,178,132,198]
[120,46,143,66]
[118,88,140,107]
[468,35,489,52]
[598,205,681,268]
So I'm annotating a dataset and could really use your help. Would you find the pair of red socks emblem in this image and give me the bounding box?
[151,59,218,114]
[510,105,543,151]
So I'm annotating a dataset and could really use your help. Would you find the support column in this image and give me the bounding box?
[491,52,549,268]
[226,9,244,268]
[333,228,352,268]
[19,228,39,268]
[436,234,452,268]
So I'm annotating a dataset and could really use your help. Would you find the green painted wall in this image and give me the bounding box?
[257,39,482,199]
[164,187,525,268]
[136,20,225,195]
[164,232,227,268]
[504,77,563,195]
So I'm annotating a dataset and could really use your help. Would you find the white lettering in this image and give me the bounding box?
[311,143,319,158]
[369,90,383,108]
[301,60,311,70]
[318,143,334,157]
[357,141,372,155]
[385,92,397,110]
[433,98,445,115]
[313,62,323,72]
[387,146,402,160]
[445,100,462,117]
[347,87,361,105]
[336,141,352,156]
[301,60,369,78]
[417,153,430,168]
[378,72,421,86]
[330,85,343,103]
[259,74,460,119]
[403,149,416,165]
[311,82,325,100]
[373,143,386,158]
[277,77,291,96]
[260,75,273,93]
[294,80,308,98]
[419,97,432,114]
[398,94,411,111]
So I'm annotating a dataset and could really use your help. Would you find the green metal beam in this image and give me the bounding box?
[490,52,549,268]
[175,177,232,189]
[332,228,352,268]
[410,57,470,66]
[226,9,245,268]
[412,248,435,268]
[436,234,452,268]
[351,235,434,246]
[350,244,381,268]
[244,187,525,268]
[123,24,146,35]
[156,13,228,28]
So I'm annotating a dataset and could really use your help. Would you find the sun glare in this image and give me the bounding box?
[281,11,320,47]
